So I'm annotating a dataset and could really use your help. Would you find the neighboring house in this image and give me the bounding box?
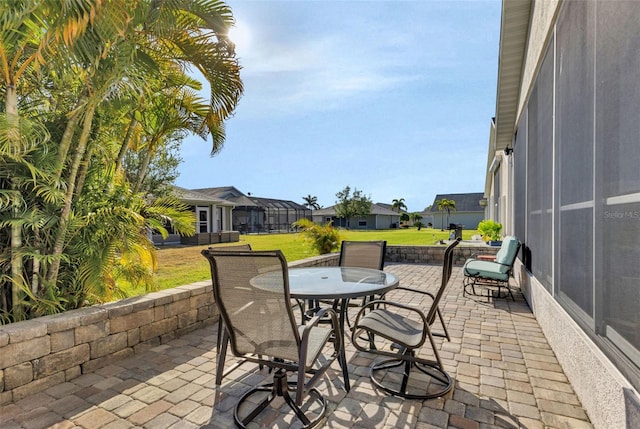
[193,186,310,233]
[485,2,640,427]
[422,192,485,230]
[312,203,401,230]
[155,186,237,245]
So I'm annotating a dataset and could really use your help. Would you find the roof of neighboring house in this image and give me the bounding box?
[424,193,485,213]
[376,202,408,213]
[173,186,234,206]
[191,186,257,207]
[249,196,308,211]
[314,203,400,217]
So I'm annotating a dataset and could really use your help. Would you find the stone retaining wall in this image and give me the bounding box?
[386,243,498,266]
[0,244,492,404]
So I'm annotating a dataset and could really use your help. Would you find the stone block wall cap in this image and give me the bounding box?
[1,319,48,343]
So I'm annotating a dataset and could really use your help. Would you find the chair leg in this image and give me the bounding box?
[368,349,453,400]
[234,369,327,429]
[434,307,450,341]
[216,329,229,385]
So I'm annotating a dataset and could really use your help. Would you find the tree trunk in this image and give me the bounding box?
[133,137,158,194]
[54,109,82,182]
[115,115,137,172]
[74,141,95,198]
[47,103,96,285]
[7,83,25,319]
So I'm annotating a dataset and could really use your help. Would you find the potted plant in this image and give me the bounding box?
[477,219,503,246]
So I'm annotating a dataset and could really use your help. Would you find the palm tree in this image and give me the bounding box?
[45,0,242,287]
[302,195,320,220]
[436,198,457,229]
[410,212,424,230]
[302,195,320,210]
[435,199,446,230]
[1,0,243,321]
[391,198,407,213]
[391,198,407,227]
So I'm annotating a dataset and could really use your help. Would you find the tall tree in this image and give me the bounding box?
[334,186,372,229]
[302,194,320,220]
[391,198,407,214]
[0,0,243,322]
[436,198,457,230]
[302,195,320,210]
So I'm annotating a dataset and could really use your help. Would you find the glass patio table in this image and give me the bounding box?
[288,266,399,391]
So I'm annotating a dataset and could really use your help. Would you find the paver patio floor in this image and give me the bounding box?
[0,264,594,429]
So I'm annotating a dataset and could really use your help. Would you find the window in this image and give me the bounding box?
[526,38,554,291]
[358,220,367,227]
[555,0,594,318]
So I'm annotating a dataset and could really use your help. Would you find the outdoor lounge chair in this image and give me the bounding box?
[462,236,521,300]
[201,249,343,429]
[350,238,460,399]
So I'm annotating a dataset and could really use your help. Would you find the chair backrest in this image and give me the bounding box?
[208,243,252,251]
[494,236,520,266]
[426,238,461,325]
[338,240,387,270]
[201,249,301,363]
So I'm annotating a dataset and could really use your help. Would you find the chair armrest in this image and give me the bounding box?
[354,299,428,328]
[386,286,436,301]
[301,307,342,360]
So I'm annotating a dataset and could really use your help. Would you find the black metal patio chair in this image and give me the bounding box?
[351,238,461,399]
[202,249,343,428]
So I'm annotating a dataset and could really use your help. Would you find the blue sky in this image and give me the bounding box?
[176,0,502,213]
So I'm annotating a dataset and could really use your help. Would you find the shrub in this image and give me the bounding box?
[477,219,503,242]
[292,219,341,254]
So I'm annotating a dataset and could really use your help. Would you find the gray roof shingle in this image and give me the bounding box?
[425,192,484,213]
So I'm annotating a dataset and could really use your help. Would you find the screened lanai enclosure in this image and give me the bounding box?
[189,187,311,234]
[233,197,311,233]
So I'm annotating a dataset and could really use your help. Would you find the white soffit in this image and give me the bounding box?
[494,0,532,151]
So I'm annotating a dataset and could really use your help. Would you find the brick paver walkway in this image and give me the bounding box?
[0,264,593,428]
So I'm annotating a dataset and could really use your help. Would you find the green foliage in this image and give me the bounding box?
[391,198,407,213]
[302,194,320,210]
[0,0,241,322]
[292,218,341,255]
[435,198,457,228]
[478,219,503,241]
[334,186,372,228]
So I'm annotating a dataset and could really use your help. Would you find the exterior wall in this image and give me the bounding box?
[180,231,240,245]
[486,151,513,235]
[503,2,640,427]
[517,0,561,119]
[515,260,639,429]
[432,212,484,230]
[312,215,399,230]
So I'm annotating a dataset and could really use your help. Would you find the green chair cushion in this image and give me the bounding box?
[463,259,510,281]
[494,236,519,265]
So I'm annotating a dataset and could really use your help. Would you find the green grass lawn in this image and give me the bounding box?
[138,227,477,295]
